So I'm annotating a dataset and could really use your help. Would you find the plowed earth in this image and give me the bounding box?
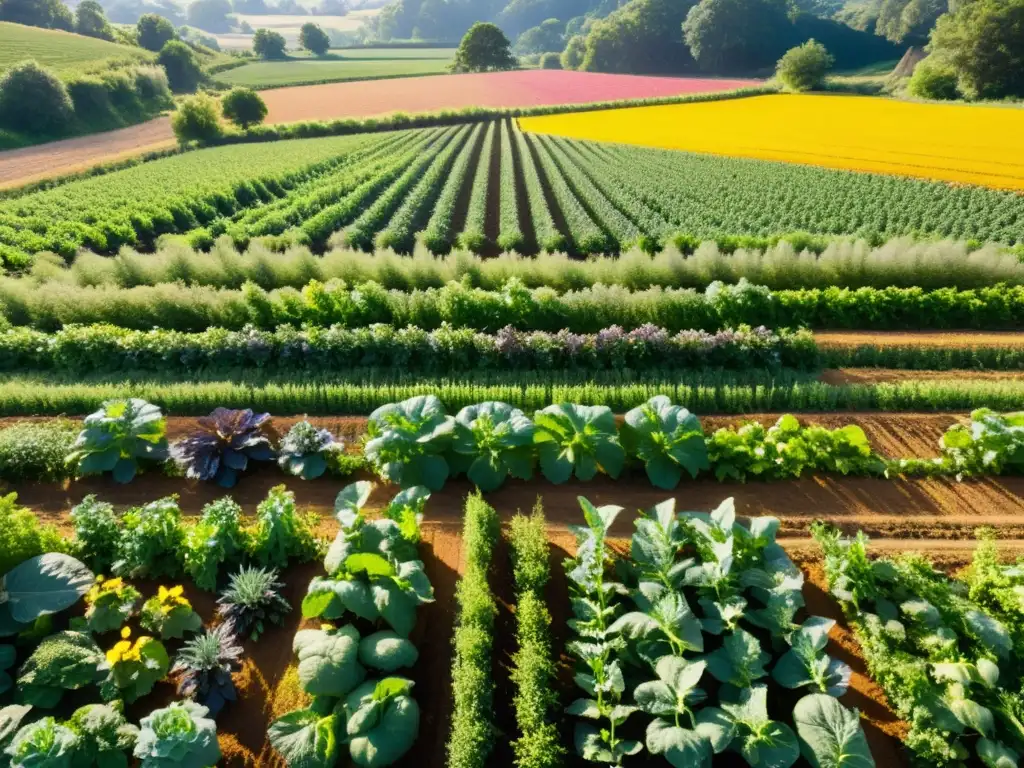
[820,368,1024,385]
[815,331,1024,348]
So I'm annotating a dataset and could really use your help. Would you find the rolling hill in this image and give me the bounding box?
[0,21,153,75]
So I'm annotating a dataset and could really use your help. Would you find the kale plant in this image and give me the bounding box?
[450,401,534,491]
[533,403,624,483]
[67,398,169,483]
[217,566,291,642]
[133,701,221,768]
[4,717,80,768]
[181,498,246,592]
[112,497,184,580]
[621,395,710,489]
[278,421,339,480]
[248,485,321,570]
[171,408,274,488]
[172,623,243,717]
[70,496,121,575]
[364,395,454,491]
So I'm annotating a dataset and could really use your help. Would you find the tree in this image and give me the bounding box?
[776,38,833,91]
[561,33,585,69]
[0,60,73,134]
[927,0,1024,99]
[221,86,267,128]
[171,92,222,144]
[299,21,330,55]
[75,0,114,38]
[185,0,232,32]
[906,55,960,98]
[451,22,517,72]
[0,0,73,29]
[137,13,176,51]
[253,28,288,58]
[540,51,562,67]
[514,18,564,54]
[580,0,696,74]
[158,39,203,92]
[683,0,792,73]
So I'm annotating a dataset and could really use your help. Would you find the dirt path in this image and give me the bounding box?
[821,368,1024,385]
[0,117,174,190]
[815,331,1024,348]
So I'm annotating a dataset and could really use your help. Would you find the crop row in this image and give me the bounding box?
[3,119,1024,267]
[0,324,814,375]
[5,277,1024,333]
[0,371,1021,415]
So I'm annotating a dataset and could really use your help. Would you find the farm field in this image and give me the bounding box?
[0,21,152,75]
[214,9,383,49]
[216,48,455,88]
[519,93,1024,190]
[3,54,1024,768]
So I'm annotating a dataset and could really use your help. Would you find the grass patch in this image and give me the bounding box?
[0,22,153,76]
[215,48,454,88]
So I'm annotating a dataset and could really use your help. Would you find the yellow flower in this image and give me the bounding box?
[120,626,131,639]
[106,640,132,664]
[168,585,184,598]
[104,578,124,591]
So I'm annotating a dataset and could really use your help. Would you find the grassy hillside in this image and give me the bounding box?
[0,22,153,75]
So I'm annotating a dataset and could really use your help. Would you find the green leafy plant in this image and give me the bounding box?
[533,403,624,484]
[0,493,67,575]
[0,420,77,483]
[620,395,709,489]
[940,408,1024,477]
[303,483,434,637]
[1,553,95,638]
[365,395,454,490]
[217,566,291,642]
[268,702,344,768]
[182,498,246,592]
[294,624,366,698]
[449,401,534,491]
[0,704,34,760]
[171,623,244,717]
[357,630,419,673]
[84,576,141,634]
[278,421,339,480]
[140,585,202,640]
[16,631,108,708]
[112,497,184,580]
[248,486,322,570]
[793,694,874,768]
[102,627,171,703]
[5,717,80,768]
[67,398,169,483]
[70,496,121,575]
[345,677,420,768]
[133,701,221,768]
[170,408,275,488]
[65,701,140,768]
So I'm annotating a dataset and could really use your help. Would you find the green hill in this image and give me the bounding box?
[0,22,153,76]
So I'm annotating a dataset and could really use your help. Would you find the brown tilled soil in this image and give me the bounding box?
[0,117,174,189]
[815,331,1024,348]
[821,368,1024,385]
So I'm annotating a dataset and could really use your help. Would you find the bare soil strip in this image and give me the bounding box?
[815,330,1024,348]
[821,368,1024,385]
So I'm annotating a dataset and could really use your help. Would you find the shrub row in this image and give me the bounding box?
[6,277,1024,333]
[0,323,813,375]
[446,494,500,768]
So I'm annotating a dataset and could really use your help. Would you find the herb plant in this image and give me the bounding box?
[16,631,108,708]
[70,496,121,575]
[620,395,709,489]
[217,566,291,642]
[182,498,246,592]
[67,398,169,483]
[533,403,624,483]
[140,586,202,640]
[365,395,454,490]
[84,576,141,634]
[102,627,171,703]
[0,493,66,574]
[171,623,244,717]
[112,497,184,580]
[278,421,339,480]
[449,401,534,491]
[0,420,77,483]
[171,408,275,488]
[133,701,221,768]
[248,485,321,570]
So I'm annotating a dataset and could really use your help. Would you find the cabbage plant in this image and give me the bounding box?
[450,401,534,491]
[344,677,420,768]
[67,398,169,484]
[364,395,454,491]
[0,705,35,763]
[171,408,274,488]
[133,701,220,768]
[278,421,339,480]
[5,717,80,768]
[66,701,140,768]
[533,403,624,484]
[294,624,366,698]
[303,483,434,637]
[16,631,108,708]
[620,396,709,489]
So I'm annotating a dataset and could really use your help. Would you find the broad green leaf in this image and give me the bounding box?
[793,694,874,768]
[268,708,341,768]
[645,718,712,768]
[978,738,1018,768]
[357,631,419,673]
[294,626,366,698]
[4,554,94,623]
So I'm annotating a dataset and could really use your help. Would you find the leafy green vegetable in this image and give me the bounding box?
[720,685,800,768]
[1,554,93,634]
[66,701,139,768]
[102,632,170,703]
[181,498,246,592]
[294,625,366,698]
[133,701,220,768]
[112,497,184,580]
[365,395,454,490]
[0,493,67,575]
[5,717,80,768]
[268,707,342,768]
[449,401,534,491]
[67,398,168,484]
[344,678,420,768]
[248,485,322,570]
[84,576,141,635]
[278,421,339,480]
[358,631,419,673]
[140,586,201,640]
[533,403,624,483]
[0,704,34,759]
[621,396,709,489]
[772,618,852,696]
[16,631,108,709]
[940,409,1024,477]
[69,496,120,576]
[793,694,874,768]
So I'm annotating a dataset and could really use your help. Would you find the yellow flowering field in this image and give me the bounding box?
[519,94,1024,191]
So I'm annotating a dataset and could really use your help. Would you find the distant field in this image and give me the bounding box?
[216,9,380,49]
[217,47,453,87]
[0,21,153,75]
[520,93,1024,191]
